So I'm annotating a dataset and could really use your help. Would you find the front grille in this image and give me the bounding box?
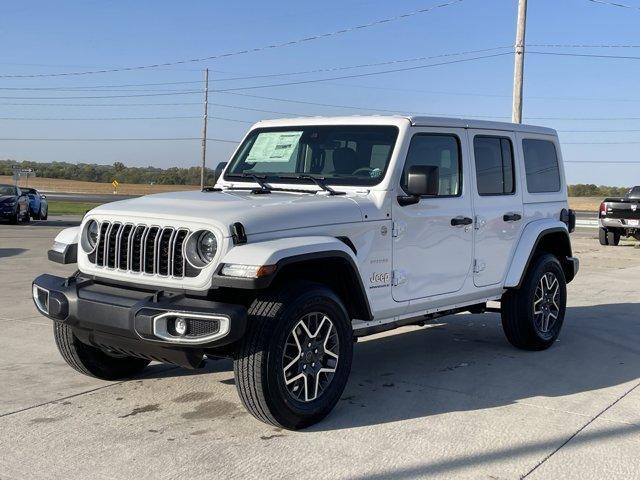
[93,221,195,278]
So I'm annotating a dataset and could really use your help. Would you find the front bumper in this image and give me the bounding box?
[0,206,17,219]
[32,274,247,369]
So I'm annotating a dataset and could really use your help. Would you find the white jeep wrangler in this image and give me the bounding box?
[33,116,578,429]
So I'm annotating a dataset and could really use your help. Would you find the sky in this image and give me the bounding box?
[1,0,640,186]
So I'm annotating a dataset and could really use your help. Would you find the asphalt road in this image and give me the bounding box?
[43,192,139,203]
[1,217,638,479]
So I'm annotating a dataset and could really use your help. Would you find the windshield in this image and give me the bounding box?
[0,185,17,196]
[224,125,399,186]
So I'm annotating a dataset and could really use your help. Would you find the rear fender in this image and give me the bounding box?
[504,220,574,288]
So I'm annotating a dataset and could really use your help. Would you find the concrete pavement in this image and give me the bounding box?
[0,217,638,479]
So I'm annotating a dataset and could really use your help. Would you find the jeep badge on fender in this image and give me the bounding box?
[32,116,578,430]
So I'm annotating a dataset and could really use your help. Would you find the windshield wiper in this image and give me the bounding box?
[277,175,345,196]
[226,173,271,194]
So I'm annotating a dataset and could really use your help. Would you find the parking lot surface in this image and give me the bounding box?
[1,218,639,479]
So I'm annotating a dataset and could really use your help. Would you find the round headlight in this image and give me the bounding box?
[81,220,99,253]
[185,230,217,268]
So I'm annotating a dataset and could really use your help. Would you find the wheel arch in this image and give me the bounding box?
[504,221,576,289]
[212,236,373,321]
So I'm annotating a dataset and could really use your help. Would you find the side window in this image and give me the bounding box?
[522,139,561,193]
[402,134,461,196]
[473,136,515,195]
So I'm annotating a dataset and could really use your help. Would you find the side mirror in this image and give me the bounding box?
[213,162,228,184]
[41,194,46,199]
[398,165,439,206]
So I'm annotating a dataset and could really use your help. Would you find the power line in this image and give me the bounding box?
[529,51,640,61]
[0,91,200,100]
[0,52,510,100]
[528,43,640,48]
[0,101,202,106]
[559,129,640,132]
[563,141,640,144]
[0,115,252,123]
[211,47,512,81]
[585,0,640,11]
[0,46,511,90]
[565,160,640,164]
[0,0,467,78]
[212,53,512,92]
[0,137,240,142]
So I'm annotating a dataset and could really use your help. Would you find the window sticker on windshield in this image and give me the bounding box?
[246,131,303,163]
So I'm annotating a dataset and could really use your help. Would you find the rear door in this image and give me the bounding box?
[468,130,524,287]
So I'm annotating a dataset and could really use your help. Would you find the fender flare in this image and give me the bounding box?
[48,226,80,264]
[211,236,373,320]
[504,220,573,288]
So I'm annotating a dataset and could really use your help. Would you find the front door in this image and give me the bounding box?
[468,130,524,287]
[392,129,474,302]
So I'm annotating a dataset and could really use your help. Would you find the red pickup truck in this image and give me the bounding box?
[599,186,640,245]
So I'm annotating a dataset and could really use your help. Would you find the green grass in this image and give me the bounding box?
[48,201,101,216]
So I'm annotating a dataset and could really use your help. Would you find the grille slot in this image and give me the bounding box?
[92,221,195,278]
[186,319,220,337]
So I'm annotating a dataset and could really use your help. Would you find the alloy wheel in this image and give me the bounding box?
[533,272,560,334]
[282,312,339,402]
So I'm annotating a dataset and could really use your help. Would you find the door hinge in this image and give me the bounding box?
[392,269,407,286]
[392,221,406,238]
[473,259,486,274]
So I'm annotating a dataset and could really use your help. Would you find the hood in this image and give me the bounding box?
[0,195,17,204]
[90,189,365,236]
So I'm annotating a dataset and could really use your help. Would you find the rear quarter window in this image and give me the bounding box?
[522,139,561,193]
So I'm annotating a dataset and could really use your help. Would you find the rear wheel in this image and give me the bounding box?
[606,230,620,246]
[599,228,608,245]
[234,283,353,430]
[53,323,150,380]
[501,254,567,351]
[41,206,48,220]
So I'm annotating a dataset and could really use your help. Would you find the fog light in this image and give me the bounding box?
[174,317,188,336]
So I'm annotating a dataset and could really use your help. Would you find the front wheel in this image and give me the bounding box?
[501,254,567,351]
[234,284,353,430]
[53,323,150,380]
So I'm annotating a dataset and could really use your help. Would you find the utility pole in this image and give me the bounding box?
[200,68,209,190]
[512,0,527,124]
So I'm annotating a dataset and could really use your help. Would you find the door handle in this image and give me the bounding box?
[503,212,522,222]
[451,216,473,226]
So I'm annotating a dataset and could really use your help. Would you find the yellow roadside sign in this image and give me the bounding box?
[112,180,119,193]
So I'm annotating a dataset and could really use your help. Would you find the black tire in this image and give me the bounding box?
[599,228,608,246]
[501,254,567,351]
[606,230,620,246]
[234,283,353,430]
[53,323,150,380]
[41,207,48,220]
[9,209,19,225]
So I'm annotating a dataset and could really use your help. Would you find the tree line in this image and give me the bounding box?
[567,184,630,198]
[0,160,216,185]
[0,159,632,196]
